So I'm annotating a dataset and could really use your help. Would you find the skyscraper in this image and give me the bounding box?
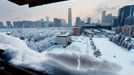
[61,19,66,27]
[101,10,106,24]
[124,16,134,26]
[118,5,134,27]
[46,16,49,22]
[68,8,72,26]
[101,10,113,26]
[87,17,91,24]
[75,17,81,27]
[105,14,113,25]
[0,21,4,28]
[112,16,119,27]
[45,16,49,27]
[6,21,13,28]
[54,18,62,27]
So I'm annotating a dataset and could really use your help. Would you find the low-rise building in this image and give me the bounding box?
[116,16,134,37]
[73,27,82,36]
[57,32,71,47]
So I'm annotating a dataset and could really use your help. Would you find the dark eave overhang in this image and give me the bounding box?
[8,0,68,7]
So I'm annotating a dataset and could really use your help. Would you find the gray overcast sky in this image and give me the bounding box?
[0,0,134,24]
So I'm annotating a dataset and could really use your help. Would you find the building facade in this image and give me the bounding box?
[118,5,134,27]
[101,10,106,24]
[87,17,91,24]
[0,21,5,28]
[112,16,119,28]
[75,17,81,27]
[101,10,113,26]
[6,21,13,28]
[57,32,71,47]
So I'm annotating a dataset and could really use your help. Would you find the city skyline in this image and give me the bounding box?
[0,0,134,25]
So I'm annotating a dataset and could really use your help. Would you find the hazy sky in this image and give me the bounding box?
[0,0,134,24]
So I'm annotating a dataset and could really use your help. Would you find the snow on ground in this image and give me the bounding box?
[0,32,121,75]
[0,32,51,71]
[45,36,92,55]
[93,38,134,75]
[45,36,134,75]
[0,28,134,75]
[0,28,72,52]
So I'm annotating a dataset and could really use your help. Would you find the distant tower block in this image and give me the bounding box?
[68,8,72,26]
[87,17,91,24]
[101,10,106,24]
[46,16,49,22]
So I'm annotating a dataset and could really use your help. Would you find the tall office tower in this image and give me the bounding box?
[45,16,49,27]
[0,21,4,28]
[68,8,72,26]
[13,21,22,28]
[54,18,62,27]
[101,10,106,24]
[97,20,101,24]
[105,14,113,25]
[118,5,134,27]
[46,16,49,22]
[112,16,119,28]
[124,16,134,25]
[61,19,66,27]
[87,17,91,24]
[75,17,81,27]
[6,21,13,28]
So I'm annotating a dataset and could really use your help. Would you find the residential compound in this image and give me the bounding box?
[116,5,134,37]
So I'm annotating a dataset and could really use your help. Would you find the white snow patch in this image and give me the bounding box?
[93,38,134,75]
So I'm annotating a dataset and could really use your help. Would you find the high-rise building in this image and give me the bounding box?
[45,17,50,27]
[54,18,62,27]
[6,21,13,28]
[68,8,72,26]
[46,16,49,22]
[0,21,4,28]
[39,19,46,27]
[13,20,51,28]
[118,5,134,27]
[75,17,81,27]
[124,16,134,25]
[101,10,113,26]
[81,21,85,26]
[97,20,101,24]
[105,14,113,25]
[87,17,91,24]
[61,19,66,27]
[101,10,106,24]
[22,21,33,28]
[13,21,22,28]
[112,16,119,27]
